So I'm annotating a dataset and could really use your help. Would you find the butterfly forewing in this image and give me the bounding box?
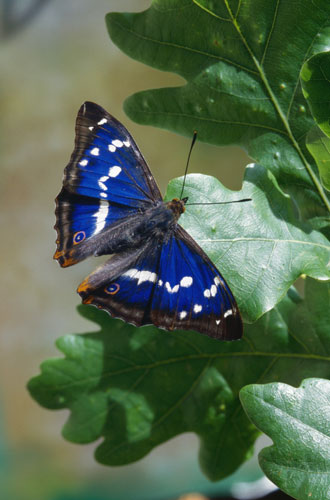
[54,189,140,267]
[54,102,162,267]
[63,101,162,204]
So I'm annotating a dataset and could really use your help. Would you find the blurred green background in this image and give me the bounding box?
[1,2,271,499]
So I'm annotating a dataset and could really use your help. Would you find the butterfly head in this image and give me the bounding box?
[165,197,188,221]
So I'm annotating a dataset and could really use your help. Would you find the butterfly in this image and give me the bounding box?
[54,102,243,341]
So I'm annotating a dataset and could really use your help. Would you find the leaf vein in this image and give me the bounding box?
[252,393,330,442]
[110,17,258,76]
[199,237,330,252]
[131,109,288,135]
[103,358,212,456]
[53,351,330,391]
[261,0,281,66]
[286,17,330,120]
[192,0,232,22]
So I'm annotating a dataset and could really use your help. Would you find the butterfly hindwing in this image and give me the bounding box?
[77,225,242,340]
[77,238,161,327]
[54,102,162,267]
[151,225,242,340]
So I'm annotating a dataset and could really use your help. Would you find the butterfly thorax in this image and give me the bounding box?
[89,200,185,257]
[165,198,186,221]
[121,198,187,244]
[129,198,186,242]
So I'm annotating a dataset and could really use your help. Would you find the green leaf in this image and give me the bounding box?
[301,51,330,138]
[302,50,330,193]
[240,378,330,500]
[106,0,330,211]
[28,278,330,481]
[166,164,330,322]
[306,126,330,191]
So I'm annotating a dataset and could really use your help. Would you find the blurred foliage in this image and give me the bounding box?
[1,0,51,39]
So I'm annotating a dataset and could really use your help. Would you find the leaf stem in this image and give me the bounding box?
[223,0,330,213]
[256,61,330,213]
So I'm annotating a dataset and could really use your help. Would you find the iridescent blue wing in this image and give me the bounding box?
[62,102,162,204]
[55,102,162,267]
[78,239,160,327]
[150,226,242,340]
[78,226,242,341]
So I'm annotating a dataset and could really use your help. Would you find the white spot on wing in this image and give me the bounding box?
[98,175,109,191]
[123,268,138,279]
[193,304,202,313]
[122,268,157,285]
[108,144,116,153]
[98,118,107,125]
[79,159,88,167]
[100,192,107,198]
[123,140,130,147]
[179,311,187,320]
[180,276,193,287]
[214,276,221,286]
[224,309,233,318]
[158,280,163,286]
[137,270,157,285]
[92,200,109,235]
[90,147,99,156]
[109,166,122,177]
[112,139,123,148]
[165,282,179,293]
[88,126,94,131]
[216,319,221,325]
[204,283,217,298]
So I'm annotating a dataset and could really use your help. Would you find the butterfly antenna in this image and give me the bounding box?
[186,198,252,206]
[180,131,198,200]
